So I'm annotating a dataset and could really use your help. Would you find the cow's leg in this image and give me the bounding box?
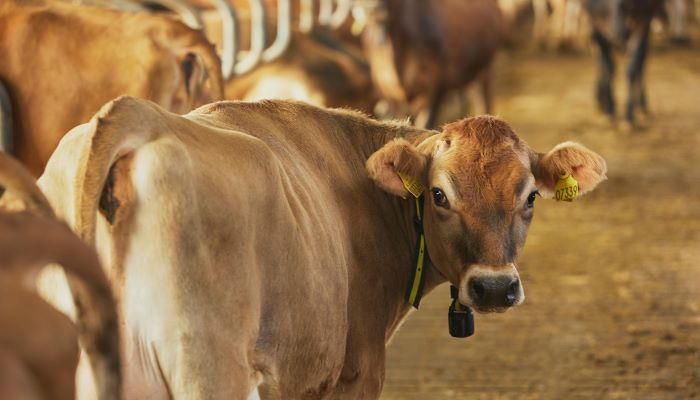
[0,80,12,155]
[668,0,689,43]
[419,89,445,129]
[334,345,386,399]
[625,25,651,124]
[592,29,616,119]
[533,0,549,47]
[561,0,582,50]
[480,65,494,115]
[456,89,471,119]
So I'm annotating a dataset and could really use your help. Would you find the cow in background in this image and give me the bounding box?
[355,0,505,128]
[659,0,696,43]
[225,32,376,113]
[0,0,223,176]
[499,0,588,51]
[190,0,374,112]
[0,153,120,400]
[583,0,665,125]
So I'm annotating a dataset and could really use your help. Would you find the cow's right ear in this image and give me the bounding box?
[366,138,427,198]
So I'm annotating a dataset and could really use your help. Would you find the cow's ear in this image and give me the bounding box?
[532,141,607,198]
[367,138,428,198]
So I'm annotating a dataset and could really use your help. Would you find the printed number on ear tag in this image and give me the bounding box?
[555,173,579,202]
[398,173,425,199]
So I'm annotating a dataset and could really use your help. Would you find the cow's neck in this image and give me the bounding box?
[383,191,448,341]
[356,125,448,342]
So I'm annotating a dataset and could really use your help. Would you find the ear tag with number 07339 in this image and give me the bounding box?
[554,172,579,202]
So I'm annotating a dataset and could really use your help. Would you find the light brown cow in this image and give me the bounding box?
[0,153,120,400]
[38,96,606,399]
[225,32,376,113]
[0,0,223,176]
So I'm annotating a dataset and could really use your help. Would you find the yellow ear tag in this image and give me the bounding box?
[554,172,579,202]
[351,19,367,36]
[397,172,425,199]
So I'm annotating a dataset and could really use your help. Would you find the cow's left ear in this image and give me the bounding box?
[367,138,428,198]
[531,141,607,198]
[171,51,204,112]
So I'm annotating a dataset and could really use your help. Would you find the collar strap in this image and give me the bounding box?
[405,194,428,308]
[399,174,475,338]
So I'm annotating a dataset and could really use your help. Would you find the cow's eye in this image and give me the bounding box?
[431,187,449,209]
[526,191,540,209]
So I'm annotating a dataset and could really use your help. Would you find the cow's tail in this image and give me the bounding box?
[68,96,161,400]
[0,149,122,400]
[0,211,119,400]
[0,152,54,218]
[74,96,160,245]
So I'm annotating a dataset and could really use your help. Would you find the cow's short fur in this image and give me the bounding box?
[39,97,606,399]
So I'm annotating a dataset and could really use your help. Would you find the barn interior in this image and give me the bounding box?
[1,0,698,399]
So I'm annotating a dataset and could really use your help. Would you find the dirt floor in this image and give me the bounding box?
[380,35,700,399]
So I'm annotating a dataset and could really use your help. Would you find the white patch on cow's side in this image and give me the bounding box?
[247,385,261,400]
[37,265,76,320]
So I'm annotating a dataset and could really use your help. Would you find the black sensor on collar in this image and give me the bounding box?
[448,285,474,338]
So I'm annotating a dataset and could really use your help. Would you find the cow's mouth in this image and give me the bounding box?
[471,305,512,314]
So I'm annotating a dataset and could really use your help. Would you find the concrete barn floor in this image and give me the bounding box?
[380,39,700,399]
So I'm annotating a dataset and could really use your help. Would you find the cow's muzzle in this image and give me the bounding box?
[460,264,524,313]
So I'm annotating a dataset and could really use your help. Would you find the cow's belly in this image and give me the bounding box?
[252,253,350,398]
[255,306,348,399]
[121,333,170,400]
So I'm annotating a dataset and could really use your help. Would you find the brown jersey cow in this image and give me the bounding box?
[38,97,606,399]
[356,0,506,128]
[0,0,223,176]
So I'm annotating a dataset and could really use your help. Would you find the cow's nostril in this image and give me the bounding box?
[506,279,519,305]
[470,280,485,300]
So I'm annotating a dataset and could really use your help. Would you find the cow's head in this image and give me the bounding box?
[367,116,607,312]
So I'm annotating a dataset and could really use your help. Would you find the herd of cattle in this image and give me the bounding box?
[0,0,693,398]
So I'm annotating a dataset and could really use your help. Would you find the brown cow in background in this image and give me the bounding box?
[583,0,664,125]
[355,0,505,128]
[0,0,223,176]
